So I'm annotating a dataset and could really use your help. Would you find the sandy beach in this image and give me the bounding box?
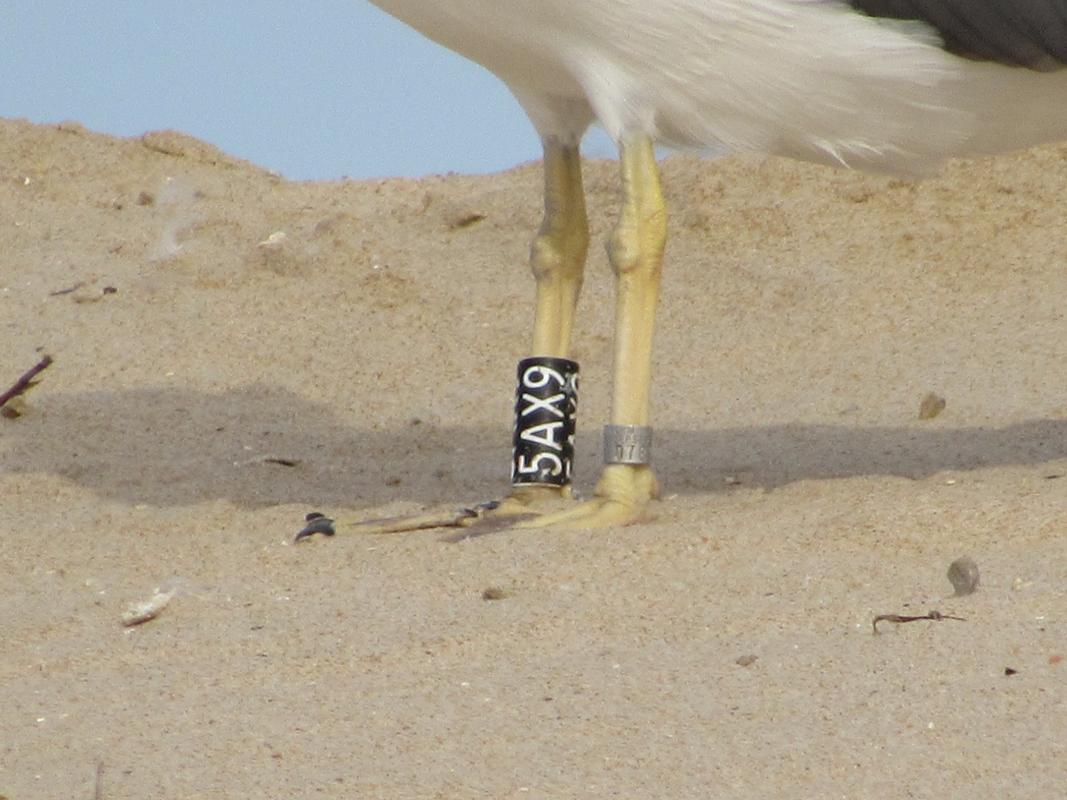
[1,117,1066,798]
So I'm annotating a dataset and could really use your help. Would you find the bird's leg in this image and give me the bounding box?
[529,137,590,356]
[496,137,590,515]
[301,140,589,538]
[519,132,664,529]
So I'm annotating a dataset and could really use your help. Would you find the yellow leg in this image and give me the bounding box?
[529,137,589,356]
[490,136,589,514]
[306,139,590,538]
[520,133,664,529]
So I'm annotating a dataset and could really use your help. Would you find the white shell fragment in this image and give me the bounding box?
[257,231,287,247]
[121,586,176,627]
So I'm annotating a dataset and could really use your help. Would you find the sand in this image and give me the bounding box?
[1,116,1065,798]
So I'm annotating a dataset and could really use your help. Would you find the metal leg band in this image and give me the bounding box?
[603,424,652,465]
[511,357,579,487]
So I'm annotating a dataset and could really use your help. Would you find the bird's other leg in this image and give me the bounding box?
[299,139,589,539]
[530,137,590,355]
[520,132,665,529]
[497,136,591,516]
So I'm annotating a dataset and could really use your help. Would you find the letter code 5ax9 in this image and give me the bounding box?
[511,357,579,486]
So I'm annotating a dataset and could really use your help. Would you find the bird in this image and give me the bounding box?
[297,0,1067,540]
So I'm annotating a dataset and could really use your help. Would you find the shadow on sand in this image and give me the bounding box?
[3,385,1064,513]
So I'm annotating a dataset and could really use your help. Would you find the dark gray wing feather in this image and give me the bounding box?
[847,0,1067,69]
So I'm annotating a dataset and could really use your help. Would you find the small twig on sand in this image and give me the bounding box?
[0,355,53,408]
[94,761,103,800]
[50,281,86,296]
[872,609,966,634]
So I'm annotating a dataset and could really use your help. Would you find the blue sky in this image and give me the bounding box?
[1,1,614,180]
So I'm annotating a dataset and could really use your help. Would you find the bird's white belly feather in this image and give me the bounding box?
[369,0,1067,172]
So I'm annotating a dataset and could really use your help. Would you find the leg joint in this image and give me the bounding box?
[607,205,666,276]
[530,221,590,281]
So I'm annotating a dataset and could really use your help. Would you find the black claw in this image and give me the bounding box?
[294,511,336,542]
[458,499,500,519]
